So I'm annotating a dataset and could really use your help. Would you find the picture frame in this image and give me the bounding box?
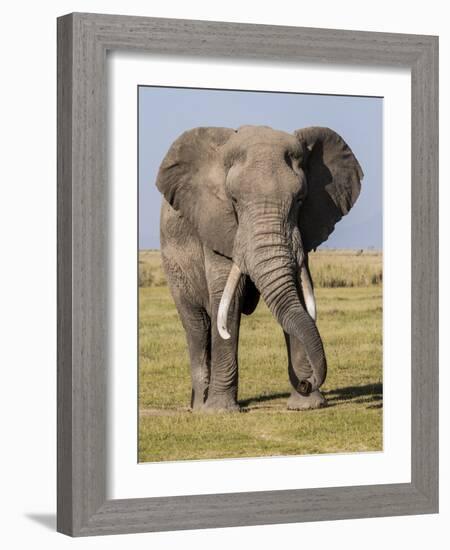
[57,12,438,536]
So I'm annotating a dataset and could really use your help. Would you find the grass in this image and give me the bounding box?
[139,249,383,462]
[308,249,382,287]
[139,248,383,289]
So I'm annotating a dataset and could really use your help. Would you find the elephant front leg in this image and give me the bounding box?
[284,332,327,410]
[170,290,211,410]
[185,319,211,410]
[202,297,241,412]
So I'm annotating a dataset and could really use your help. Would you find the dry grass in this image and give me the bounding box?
[139,249,382,288]
[138,249,168,287]
[309,249,382,287]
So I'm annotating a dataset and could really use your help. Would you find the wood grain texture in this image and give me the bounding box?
[57,12,439,536]
[74,484,434,536]
[410,36,439,506]
[57,13,74,535]
[57,12,108,535]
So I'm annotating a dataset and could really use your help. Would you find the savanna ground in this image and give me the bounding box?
[139,249,383,462]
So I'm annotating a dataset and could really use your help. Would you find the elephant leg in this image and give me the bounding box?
[201,250,246,412]
[284,332,327,410]
[202,302,241,412]
[171,291,211,410]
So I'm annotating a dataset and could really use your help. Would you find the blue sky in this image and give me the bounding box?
[139,86,382,250]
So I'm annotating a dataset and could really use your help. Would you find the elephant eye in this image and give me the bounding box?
[285,151,294,170]
[285,151,302,175]
[295,187,307,206]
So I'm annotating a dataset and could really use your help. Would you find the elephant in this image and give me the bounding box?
[155,125,363,412]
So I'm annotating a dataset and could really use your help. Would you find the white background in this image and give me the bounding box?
[109,55,411,498]
[0,1,447,549]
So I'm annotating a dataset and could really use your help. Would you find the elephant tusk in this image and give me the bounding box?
[217,263,242,340]
[300,263,316,321]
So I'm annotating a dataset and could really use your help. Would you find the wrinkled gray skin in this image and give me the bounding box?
[156,125,363,412]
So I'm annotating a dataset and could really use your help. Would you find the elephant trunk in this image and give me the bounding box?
[217,204,326,394]
[250,246,326,393]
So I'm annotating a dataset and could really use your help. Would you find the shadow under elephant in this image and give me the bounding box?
[239,382,382,411]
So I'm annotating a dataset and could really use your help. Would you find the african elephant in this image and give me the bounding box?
[155,125,363,412]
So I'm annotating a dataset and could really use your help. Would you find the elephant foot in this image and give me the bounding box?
[190,388,208,411]
[202,393,240,413]
[287,389,327,411]
[191,400,205,412]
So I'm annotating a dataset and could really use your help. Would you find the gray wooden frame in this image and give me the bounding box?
[57,12,438,537]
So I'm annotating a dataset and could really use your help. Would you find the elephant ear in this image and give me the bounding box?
[294,127,364,252]
[156,127,237,257]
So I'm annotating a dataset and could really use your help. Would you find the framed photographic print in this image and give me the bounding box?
[57,13,438,536]
[137,85,382,463]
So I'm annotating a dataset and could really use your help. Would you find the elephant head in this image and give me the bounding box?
[156,125,363,394]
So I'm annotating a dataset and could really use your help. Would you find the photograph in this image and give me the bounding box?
[138,85,383,462]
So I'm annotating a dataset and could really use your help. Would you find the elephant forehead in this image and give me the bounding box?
[231,125,299,150]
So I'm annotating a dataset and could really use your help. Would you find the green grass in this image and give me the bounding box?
[139,250,383,462]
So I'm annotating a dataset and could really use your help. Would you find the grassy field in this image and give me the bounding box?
[139,249,383,462]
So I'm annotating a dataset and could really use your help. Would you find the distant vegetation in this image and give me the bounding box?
[139,249,382,288]
[138,250,168,287]
[309,249,382,287]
